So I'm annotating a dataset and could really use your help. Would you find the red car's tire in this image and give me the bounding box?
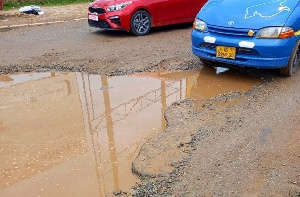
[131,10,151,36]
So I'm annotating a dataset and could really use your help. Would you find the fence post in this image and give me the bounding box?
[0,0,3,10]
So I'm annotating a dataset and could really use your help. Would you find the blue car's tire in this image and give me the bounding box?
[200,58,214,67]
[131,11,151,36]
[280,40,300,77]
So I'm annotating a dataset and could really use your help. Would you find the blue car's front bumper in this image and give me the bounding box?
[191,29,297,69]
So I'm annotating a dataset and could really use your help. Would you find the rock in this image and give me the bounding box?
[167,179,173,183]
[113,190,122,196]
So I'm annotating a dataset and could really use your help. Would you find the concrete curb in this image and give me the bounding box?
[0,17,87,32]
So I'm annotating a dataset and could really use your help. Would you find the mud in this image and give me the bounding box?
[0,71,180,196]
[0,68,261,196]
[132,74,300,197]
[132,67,260,177]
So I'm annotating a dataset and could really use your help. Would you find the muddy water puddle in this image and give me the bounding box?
[0,67,260,196]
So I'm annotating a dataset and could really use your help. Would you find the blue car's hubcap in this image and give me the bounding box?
[133,13,150,34]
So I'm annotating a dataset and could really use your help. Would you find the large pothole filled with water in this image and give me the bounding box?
[0,67,260,196]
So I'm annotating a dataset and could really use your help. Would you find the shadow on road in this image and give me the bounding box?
[90,22,193,37]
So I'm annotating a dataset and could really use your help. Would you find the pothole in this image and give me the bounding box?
[0,67,260,196]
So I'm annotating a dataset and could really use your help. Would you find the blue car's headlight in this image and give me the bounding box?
[193,19,208,32]
[107,1,132,12]
[256,27,294,39]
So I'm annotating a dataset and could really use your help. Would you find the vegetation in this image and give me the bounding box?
[3,0,91,10]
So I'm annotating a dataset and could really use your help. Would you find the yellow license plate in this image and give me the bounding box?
[216,46,236,59]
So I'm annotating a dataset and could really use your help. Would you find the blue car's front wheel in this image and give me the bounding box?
[280,40,300,77]
[200,58,214,67]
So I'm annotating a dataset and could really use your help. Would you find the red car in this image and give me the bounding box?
[88,0,207,36]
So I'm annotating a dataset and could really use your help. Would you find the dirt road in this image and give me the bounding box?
[0,3,198,75]
[1,4,300,197]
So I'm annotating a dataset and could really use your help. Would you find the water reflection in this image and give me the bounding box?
[0,67,259,196]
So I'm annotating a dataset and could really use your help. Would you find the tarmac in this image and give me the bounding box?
[0,3,89,32]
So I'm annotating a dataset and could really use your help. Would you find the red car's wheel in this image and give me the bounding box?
[131,10,151,36]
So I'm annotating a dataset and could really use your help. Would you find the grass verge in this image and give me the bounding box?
[3,0,90,10]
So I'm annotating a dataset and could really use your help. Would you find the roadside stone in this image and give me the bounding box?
[0,26,9,31]
[113,190,122,196]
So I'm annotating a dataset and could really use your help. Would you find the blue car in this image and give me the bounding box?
[192,0,300,76]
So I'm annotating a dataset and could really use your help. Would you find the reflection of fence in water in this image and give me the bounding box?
[80,74,184,195]
[79,74,185,195]
[91,80,182,132]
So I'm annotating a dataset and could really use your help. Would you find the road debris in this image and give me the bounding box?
[19,5,44,15]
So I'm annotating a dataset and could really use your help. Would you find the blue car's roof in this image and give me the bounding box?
[198,0,299,29]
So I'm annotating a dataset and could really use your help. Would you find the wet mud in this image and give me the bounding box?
[132,71,300,197]
[0,67,260,196]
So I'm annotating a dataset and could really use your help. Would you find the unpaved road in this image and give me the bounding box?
[1,10,300,197]
[0,19,198,75]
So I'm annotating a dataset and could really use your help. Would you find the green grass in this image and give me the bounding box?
[3,0,91,10]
